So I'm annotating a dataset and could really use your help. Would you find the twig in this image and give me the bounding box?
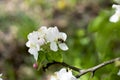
[43,61,80,72]
[76,57,120,78]
[43,57,120,79]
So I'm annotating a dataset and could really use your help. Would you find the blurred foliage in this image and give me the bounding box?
[88,10,120,60]
[0,0,120,80]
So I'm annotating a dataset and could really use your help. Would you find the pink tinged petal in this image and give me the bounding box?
[59,32,67,41]
[28,48,38,61]
[50,42,58,51]
[58,43,68,51]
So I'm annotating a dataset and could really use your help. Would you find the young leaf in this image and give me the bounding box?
[46,50,63,62]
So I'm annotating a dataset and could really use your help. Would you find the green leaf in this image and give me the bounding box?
[88,10,110,32]
[46,50,63,62]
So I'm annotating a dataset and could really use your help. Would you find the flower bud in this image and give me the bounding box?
[33,63,38,69]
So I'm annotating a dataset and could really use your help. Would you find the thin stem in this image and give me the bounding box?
[76,57,120,78]
[43,61,80,72]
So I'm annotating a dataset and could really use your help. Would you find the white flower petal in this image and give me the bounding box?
[38,26,48,35]
[55,68,77,80]
[0,74,2,77]
[39,26,47,31]
[54,26,59,33]
[36,44,40,51]
[110,4,120,23]
[59,32,67,41]
[46,29,55,42]
[38,38,45,45]
[46,27,59,42]
[28,48,38,61]
[59,43,68,51]
[109,14,119,22]
[0,73,3,80]
[112,4,120,9]
[50,76,57,80]
[50,42,58,51]
[26,41,31,47]
[117,70,120,76]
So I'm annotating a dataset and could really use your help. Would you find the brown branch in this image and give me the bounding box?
[76,57,120,78]
[43,61,80,72]
[43,57,120,79]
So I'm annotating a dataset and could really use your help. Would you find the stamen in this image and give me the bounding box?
[58,38,64,43]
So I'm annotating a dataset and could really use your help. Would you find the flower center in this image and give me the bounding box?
[58,38,64,43]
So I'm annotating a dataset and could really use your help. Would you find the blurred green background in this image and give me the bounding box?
[0,0,120,80]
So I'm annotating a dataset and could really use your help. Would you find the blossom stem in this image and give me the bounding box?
[76,57,120,78]
[43,61,81,72]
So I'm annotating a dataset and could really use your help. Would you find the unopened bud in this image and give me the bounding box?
[33,63,38,69]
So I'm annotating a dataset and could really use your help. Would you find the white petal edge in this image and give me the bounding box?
[0,73,2,77]
[50,42,58,51]
[46,28,57,42]
[109,14,119,23]
[56,68,77,80]
[117,70,120,76]
[50,76,57,80]
[26,41,31,47]
[0,73,2,80]
[112,4,120,9]
[28,48,38,61]
[59,32,67,41]
[38,26,48,33]
[59,43,68,51]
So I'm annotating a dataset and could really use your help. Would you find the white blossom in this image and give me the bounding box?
[50,68,77,80]
[26,26,69,60]
[46,27,68,51]
[109,4,120,23]
[38,26,48,36]
[0,73,3,80]
[117,69,120,76]
[26,26,47,61]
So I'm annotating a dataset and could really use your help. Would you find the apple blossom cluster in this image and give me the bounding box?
[50,68,77,80]
[0,73,3,80]
[26,26,68,61]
